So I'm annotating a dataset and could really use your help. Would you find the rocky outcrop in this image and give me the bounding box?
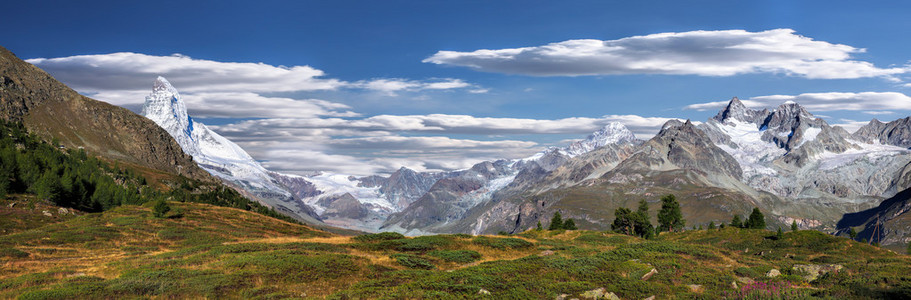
[854,117,911,148]
[837,187,911,247]
[381,160,515,233]
[317,193,369,219]
[360,167,450,210]
[713,97,768,125]
[612,120,743,181]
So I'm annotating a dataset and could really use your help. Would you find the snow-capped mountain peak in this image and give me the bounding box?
[558,122,637,157]
[140,77,321,223]
[141,76,198,156]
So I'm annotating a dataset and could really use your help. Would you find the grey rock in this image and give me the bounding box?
[792,264,843,281]
[641,268,658,281]
[766,269,781,277]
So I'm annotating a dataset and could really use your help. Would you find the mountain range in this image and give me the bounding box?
[4,43,911,248]
[138,73,911,248]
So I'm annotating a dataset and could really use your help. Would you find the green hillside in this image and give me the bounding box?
[1,200,909,299]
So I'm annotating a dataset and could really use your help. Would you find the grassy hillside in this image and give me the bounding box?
[2,201,909,299]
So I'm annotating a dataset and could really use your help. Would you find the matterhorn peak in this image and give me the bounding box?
[152,76,178,94]
[141,76,198,156]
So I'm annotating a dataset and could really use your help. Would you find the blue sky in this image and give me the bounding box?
[3,1,911,175]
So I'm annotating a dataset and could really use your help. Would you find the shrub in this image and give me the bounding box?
[353,232,405,242]
[391,253,435,269]
[472,237,533,250]
[0,247,29,258]
[153,200,170,218]
[427,250,482,263]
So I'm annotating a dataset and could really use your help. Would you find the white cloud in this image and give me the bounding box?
[862,111,895,115]
[832,119,871,133]
[208,113,679,174]
[26,52,482,109]
[424,29,906,79]
[352,78,476,95]
[684,92,911,112]
[180,93,359,118]
[27,52,344,93]
[215,114,678,137]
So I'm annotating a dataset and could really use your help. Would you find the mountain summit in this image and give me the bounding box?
[140,77,321,223]
[559,122,637,157]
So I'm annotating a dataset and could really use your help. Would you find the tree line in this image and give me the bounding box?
[0,120,297,223]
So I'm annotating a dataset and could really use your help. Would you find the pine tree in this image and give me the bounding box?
[719,223,726,229]
[745,208,766,229]
[612,207,634,235]
[563,219,577,230]
[153,200,171,218]
[849,227,858,240]
[548,212,564,230]
[708,221,716,230]
[633,199,653,238]
[791,220,799,231]
[730,215,743,228]
[777,227,784,240]
[536,221,543,231]
[657,194,684,232]
[907,241,911,255]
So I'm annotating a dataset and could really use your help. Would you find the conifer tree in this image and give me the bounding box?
[791,220,799,231]
[548,212,564,230]
[153,200,171,218]
[612,207,633,235]
[536,221,543,231]
[657,194,684,232]
[730,215,743,228]
[708,221,716,230]
[745,208,766,229]
[633,199,653,238]
[563,219,577,230]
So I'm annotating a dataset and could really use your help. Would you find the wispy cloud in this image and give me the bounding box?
[684,92,911,112]
[215,114,679,138]
[832,119,871,133]
[26,52,482,108]
[210,113,679,175]
[424,29,906,79]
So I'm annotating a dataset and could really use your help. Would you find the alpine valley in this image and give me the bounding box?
[137,66,911,249]
[4,41,911,298]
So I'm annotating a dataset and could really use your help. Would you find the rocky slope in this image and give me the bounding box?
[838,187,911,248]
[423,99,911,236]
[854,117,911,148]
[699,98,910,202]
[0,46,209,181]
[382,123,644,234]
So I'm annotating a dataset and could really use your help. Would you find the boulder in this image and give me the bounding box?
[793,264,844,281]
[641,268,658,281]
[766,269,781,277]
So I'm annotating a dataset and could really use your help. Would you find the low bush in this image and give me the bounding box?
[472,237,534,250]
[391,253,436,269]
[353,232,405,242]
[427,250,482,263]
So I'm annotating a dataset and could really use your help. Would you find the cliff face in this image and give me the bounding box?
[0,46,210,181]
